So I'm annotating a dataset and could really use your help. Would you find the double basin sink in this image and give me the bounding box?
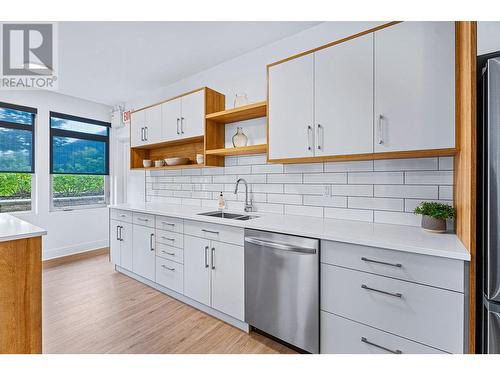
[197,211,258,221]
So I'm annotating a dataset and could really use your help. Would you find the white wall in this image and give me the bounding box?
[478,22,500,55]
[0,90,111,260]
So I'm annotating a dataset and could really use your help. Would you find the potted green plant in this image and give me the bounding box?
[413,201,455,233]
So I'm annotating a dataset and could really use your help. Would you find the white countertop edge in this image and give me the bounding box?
[109,203,471,262]
[0,213,47,243]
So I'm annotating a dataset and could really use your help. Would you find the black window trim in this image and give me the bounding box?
[0,101,36,174]
[49,111,110,176]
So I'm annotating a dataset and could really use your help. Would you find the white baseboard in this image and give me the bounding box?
[43,239,109,261]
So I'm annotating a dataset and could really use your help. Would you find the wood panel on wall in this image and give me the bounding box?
[0,236,42,354]
[454,21,477,354]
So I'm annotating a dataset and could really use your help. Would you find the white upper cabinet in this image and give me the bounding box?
[268,53,314,160]
[130,105,162,147]
[180,90,205,138]
[314,33,374,156]
[162,97,182,142]
[374,22,455,152]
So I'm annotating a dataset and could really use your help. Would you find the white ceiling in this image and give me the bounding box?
[58,22,321,106]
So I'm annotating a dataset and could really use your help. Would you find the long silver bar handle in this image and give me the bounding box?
[140,127,144,141]
[361,284,402,298]
[204,246,209,268]
[211,247,216,270]
[361,257,402,268]
[245,237,317,254]
[116,225,120,241]
[176,118,180,135]
[119,226,123,241]
[202,229,219,235]
[317,124,322,150]
[150,233,155,252]
[161,250,176,256]
[361,337,402,354]
[307,125,312,151]
[161,264,175,271]
[377,115,384,145]
[161,221,176,227]
[137,217,149,222]
[144,126,148,141]
[180,117,185,134]
[160,236,175,242]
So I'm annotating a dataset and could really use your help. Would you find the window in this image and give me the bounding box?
[50,112,110,210]
[0,102,36,213]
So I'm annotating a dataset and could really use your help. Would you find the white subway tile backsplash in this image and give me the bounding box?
[251,164,283,174]
[324,207,373,222]
[267,174,302,183]
[284,163,323,173]
[304,173,347,184]
[145,157,454,228]
[349,197,404,211]
[374,185,438,199]
[405,170,453,185]
[374,211,421,226]
[324,160,373,172]
[284,205,323,218]
[404,199,453,213]
[348,171,403,184]
[374,158,438,171]
[303,195,347,208]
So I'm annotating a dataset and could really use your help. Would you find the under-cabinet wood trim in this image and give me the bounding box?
[205,101,267,123]
[454,21,477,354]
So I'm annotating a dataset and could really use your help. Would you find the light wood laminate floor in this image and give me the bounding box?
[42,253,295,354]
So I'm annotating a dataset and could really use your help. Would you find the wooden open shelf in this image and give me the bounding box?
[205,101,267,124]
[132,163,205,171]
[205,144,267,156]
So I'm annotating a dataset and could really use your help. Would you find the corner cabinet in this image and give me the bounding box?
[268,21,456,163]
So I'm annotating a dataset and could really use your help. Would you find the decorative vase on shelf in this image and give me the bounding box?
[233,93,248,108]
[232,127,248,148]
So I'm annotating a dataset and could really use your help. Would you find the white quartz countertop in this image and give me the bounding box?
[0,213,47,242]
[109,203,470,261]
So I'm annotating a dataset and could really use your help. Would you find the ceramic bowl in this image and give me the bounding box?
[196,154,204,165]
[165,157,190,166]
[143,159,152,168]
[154,160,164,168]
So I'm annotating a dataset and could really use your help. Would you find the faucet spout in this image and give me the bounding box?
[234,178,253,212]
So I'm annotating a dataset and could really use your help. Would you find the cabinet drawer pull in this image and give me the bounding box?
[161,265,175,271]
[144,126,148,141]
[161,250,176,256]
[161,221,176,227]
[180,117,185,134]
[211,247,216,270]
[317,123,323,150]
[161,236,175,242]
[140,127,145,141]
[150,233,155,252]
[307,125,312,151]
[137,217,149,222]
[116,225,120,241]
[119,226,123,241]
[377,114,384,145]
[202,229,219,235]
[176,118,180,135]
[361,284,402,298]
[120,214,127,218]
[204,246,209,268]
[361,257,402,268]
[361,337,402,354]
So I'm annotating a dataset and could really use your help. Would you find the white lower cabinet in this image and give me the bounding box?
[132,224,156,281]
[156,257,183,293]
[321,312,444,354]
[184,234,244,321]
[110,219,133,271]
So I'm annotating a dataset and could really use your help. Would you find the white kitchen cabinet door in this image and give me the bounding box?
[130,109,145,147]
[120,222,133,271]
[315,33,373,156]
[110,220,122,266]
[183,235,211,306]
[374,22,455,152]
[162,97,182,142]
[210,241,244,320]
[180,90,205,138]
[143,104,162,145]
[132,224,155,281]
[268,53,314,160]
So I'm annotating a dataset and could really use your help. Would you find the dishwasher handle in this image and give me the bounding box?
[245,237,317,254]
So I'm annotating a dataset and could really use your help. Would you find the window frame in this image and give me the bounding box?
[49,111,111,211]
[49,111,110,176]
[0,101,36,174]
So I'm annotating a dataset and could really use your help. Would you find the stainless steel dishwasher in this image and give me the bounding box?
[244,229,319,353]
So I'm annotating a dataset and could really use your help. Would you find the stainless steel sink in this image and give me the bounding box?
[198,211,258,220]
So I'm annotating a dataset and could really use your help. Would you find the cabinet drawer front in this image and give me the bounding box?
[321,264,464,353]
[132,212,155,228]
[156,257,183,294]
[321,240,464,292]
[110,209,133,223]
[184,220,244,246]
[155,215,183,233]
[320,311,445,354]
[156,229,183,248]
[156,243,184,264]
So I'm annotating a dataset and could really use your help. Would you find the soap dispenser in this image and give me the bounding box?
[218,192,226,210]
